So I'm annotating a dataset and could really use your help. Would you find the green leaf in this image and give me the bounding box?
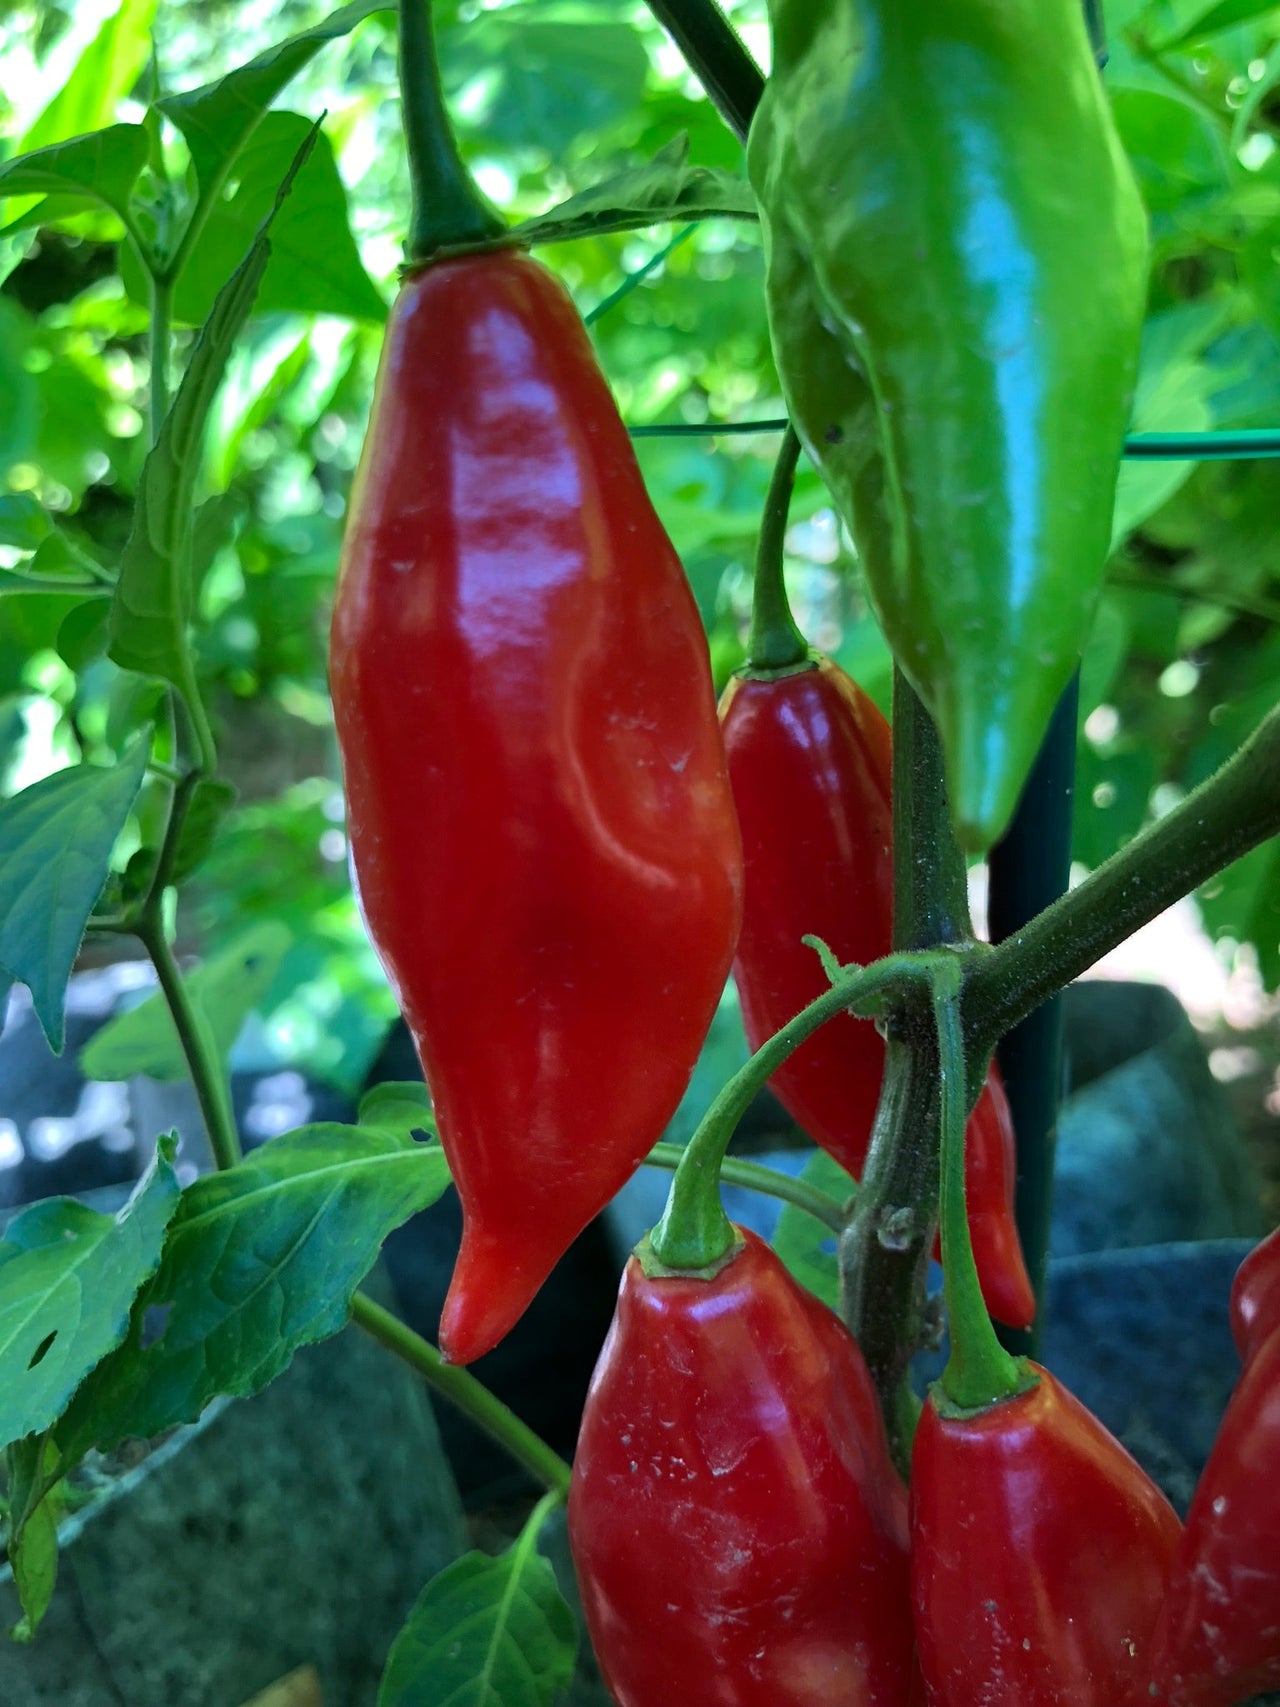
[79,918,290,1082]
[54,596,111,670]
[4,1439,63,1643]
[8,1482,58,1642]
[170,777,238,885]
[0,1137,180,1452]
[0,300,38,476]
[0,495,51,551]
[512,135,758,248]
[357,1081,436,1142]
[58,1121,452,1456]
[169,113,386,327]
[20,0,155,154]
[0,737,151,1052]
[107,122,321,688]
[450,14,649,156]
[1163,0,1279,49]
[0,126,149,226]
[160,0,387,208]
[771,1150,853,1312]
[379,1535,577,1707]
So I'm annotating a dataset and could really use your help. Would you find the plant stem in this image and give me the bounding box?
[648,951,940,1269]
[966,702,1280,1054]
[644,1142,846,1230]
[137,915,242,1170]
[892,672,974,954]
[350,1294,572,1497]
[642,0,764,141]
[149,274,172,440]
[934,972,1025,1411]
[744,427,809,673]
[839,674,974,1463]
[399,0,504,264]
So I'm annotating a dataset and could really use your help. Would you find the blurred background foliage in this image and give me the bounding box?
[0,0,1278,1096]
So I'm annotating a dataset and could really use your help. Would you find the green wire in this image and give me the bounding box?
[626,421,1280,460]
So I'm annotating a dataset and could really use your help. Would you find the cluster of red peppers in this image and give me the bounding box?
[328,0,1279,1700]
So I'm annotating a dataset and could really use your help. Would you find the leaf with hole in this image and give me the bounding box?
[357,1081,436,1144]
[0,1137,180,1452]
[0,736,151,1052]
[58,1120,452,1457]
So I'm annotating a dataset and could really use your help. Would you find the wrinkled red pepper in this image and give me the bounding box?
[721,657,1034,1328]
[569,1227,917,1705]
[1230,1221,1280,1366]
[912,1363,1183,1706]
[1147,1320,1280,1704]
[330,251,743,1365]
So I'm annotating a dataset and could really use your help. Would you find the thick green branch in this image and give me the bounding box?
[967,704,1280,1053]
[137,916,242,1170]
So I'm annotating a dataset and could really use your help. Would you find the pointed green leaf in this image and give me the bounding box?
[160,0,387,207]
[5,1441,62,1643]
[170,113,386,327]
[107,123,321,687]
[59,1122,452,1457]
[79,918,289,1082]
[0,1137,180,1452]
[0,126,149,225]
[0,737,151,1051]
[379,1535,576,1707]
[511,135,757,249]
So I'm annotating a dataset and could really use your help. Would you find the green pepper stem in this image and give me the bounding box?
[350,1294,572,1496]
[644,1142,846,1229]
[399,0,504,265]
[648,950,941,1270]
[743,427,810,674]
[935,969,1025,1410]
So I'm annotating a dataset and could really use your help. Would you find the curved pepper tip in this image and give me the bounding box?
[439,1230,549,1366]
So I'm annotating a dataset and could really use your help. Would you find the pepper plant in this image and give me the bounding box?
[0,0,1279,1701]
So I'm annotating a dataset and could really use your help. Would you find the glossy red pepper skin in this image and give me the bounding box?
[911,1364,1182,1707]
[330,251,743,1365]
[1230,1222,1280,1366]
[1147,1325,1280,1706]
[720,659,1034,1329]
[569,1228,917,1706]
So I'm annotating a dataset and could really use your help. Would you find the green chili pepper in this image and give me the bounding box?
[747,0,1149,850]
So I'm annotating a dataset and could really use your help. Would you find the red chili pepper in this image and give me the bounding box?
[1146,1324,1280,1705]
[330,251,743,1364]
[1230,1221,1280,1366]
[721,657,1035,1329]
[568,1227,918,1706]
[911,1364,1183,1706]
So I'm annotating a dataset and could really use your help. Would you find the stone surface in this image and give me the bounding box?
[1052,980,1267,1257]
[0,1295,467,1707]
